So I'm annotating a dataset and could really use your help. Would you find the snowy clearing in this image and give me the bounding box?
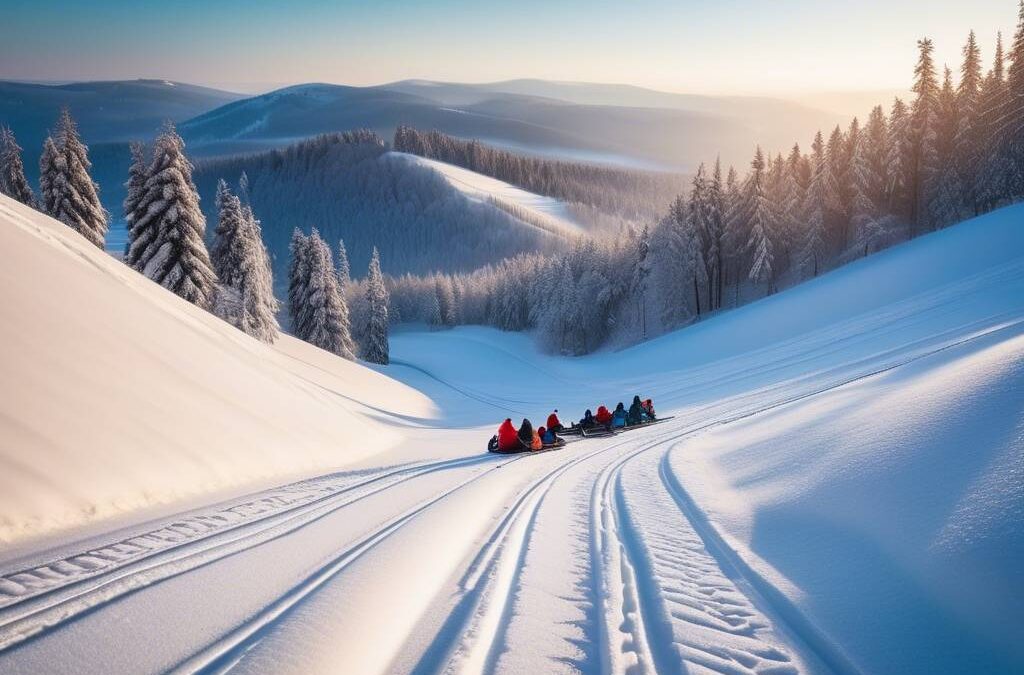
[0,195,1022,673]
[391,151,587,238]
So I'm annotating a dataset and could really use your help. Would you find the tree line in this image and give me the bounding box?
[371,7,1024,352]
[393,126,686,223]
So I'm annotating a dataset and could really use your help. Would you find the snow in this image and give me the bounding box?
[1,194,1022,674]
[0,195,432,544]
[391,152,587,238]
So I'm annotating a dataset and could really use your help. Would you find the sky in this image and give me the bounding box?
[0,0,1016,96]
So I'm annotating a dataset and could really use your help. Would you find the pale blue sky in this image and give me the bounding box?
[0,0,1015,94]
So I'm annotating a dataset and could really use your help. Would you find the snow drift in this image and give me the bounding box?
[0,196,432,543]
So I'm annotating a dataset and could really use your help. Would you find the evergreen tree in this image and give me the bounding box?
[50,109,108,248]
[336,238,351,290]
[706,158,726,309]
[852,106,897,255]
[210,179,247,283]
[299,231,355,358]
[364,247,390,364]
[825,125,850,251]
[287,228,312,335]
[909,38,940,230]
[127,123,216,308]
[123,141,147,251]
[744,148,778,292]
[1002,1,1024,196]
[886,97,913,219]
[801,131,835,277]
[954,30,984,216]
[977,32,1011,209]
[0,126,37,208]
[215,204,280,343]
[929,66,963,226]
[779,144,807,266]
[631,225,652,339]
[38,136,61,217]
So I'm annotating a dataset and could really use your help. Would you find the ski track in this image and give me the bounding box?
[2,315,1014,673]
[0,454,500,653]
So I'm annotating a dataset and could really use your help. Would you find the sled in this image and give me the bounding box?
[487,437,567,454]
[614,415,675,433]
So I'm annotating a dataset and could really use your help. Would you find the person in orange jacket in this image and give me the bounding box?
[595,405,613,426]
[496,418,523,452]
[546,410,564,432]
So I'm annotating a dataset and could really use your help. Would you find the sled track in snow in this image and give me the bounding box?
[0,453,509,654]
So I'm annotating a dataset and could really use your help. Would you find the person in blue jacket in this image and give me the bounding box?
[612,402,627,428]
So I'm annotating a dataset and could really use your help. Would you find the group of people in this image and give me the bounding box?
[577,395,656,431]
[488,396,656,454]
[491,410,567,453]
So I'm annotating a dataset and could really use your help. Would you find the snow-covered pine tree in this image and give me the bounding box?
[238,171,250,204]
[364,247,390,364]
[744,147,778,294]
[435,276,456,328]
[123,141,147,250]
[38,136,61,217]
[50,109,108,248]
[210,180,247,284]
[706,158,725,309]
[0,126,37,208]
[215,204,280,343]
[909,38,940,231]
[954,31,984,216]
[825,125,849,251]
[336,238,351,291]
[801,131,836,278]
[299,231,355,358]
[928,66,963,227]
[976,32,1011,210]
[687,164,712,313]
[631,224,652,340]
[1001,1,1024,198]
[886,97,913,220]
[779,144,807,267]
[722,166,743,305]
[852,105,898,255]
[128,123,216,308]
[287,228,312,336]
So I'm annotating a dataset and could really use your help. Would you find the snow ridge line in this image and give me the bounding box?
[0,454,498,654]
[168,453,535,674]
[658,452,861,675]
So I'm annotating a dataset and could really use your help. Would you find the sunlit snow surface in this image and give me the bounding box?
[0,195,1022,674]
[392,151,587,238]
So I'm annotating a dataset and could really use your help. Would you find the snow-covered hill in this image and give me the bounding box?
[392,152,586,238]
[0,196,432,543]
[0,195,1021,674]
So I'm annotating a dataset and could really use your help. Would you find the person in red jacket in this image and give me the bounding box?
[546,410,564,432]
[496,418,523,452]
[595,405,613,426]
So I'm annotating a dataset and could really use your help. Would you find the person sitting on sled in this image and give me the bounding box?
[540,426,559,445]
[627,395,645,426]
[546,410,564,433]
[579,409,596,429]
[642,398,656,421]
[518,418,543,451]
[497,418,522,452]
[612,402,628,428]
[595,405,613,427]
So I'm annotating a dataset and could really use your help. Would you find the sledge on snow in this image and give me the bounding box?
[487,398,671,453]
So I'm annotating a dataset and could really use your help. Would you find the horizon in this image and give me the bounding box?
[0,0,1013,97]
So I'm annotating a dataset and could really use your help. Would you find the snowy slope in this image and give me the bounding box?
[390,151,586,238]
[0,198,1022,674]
[0,196,432,543]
